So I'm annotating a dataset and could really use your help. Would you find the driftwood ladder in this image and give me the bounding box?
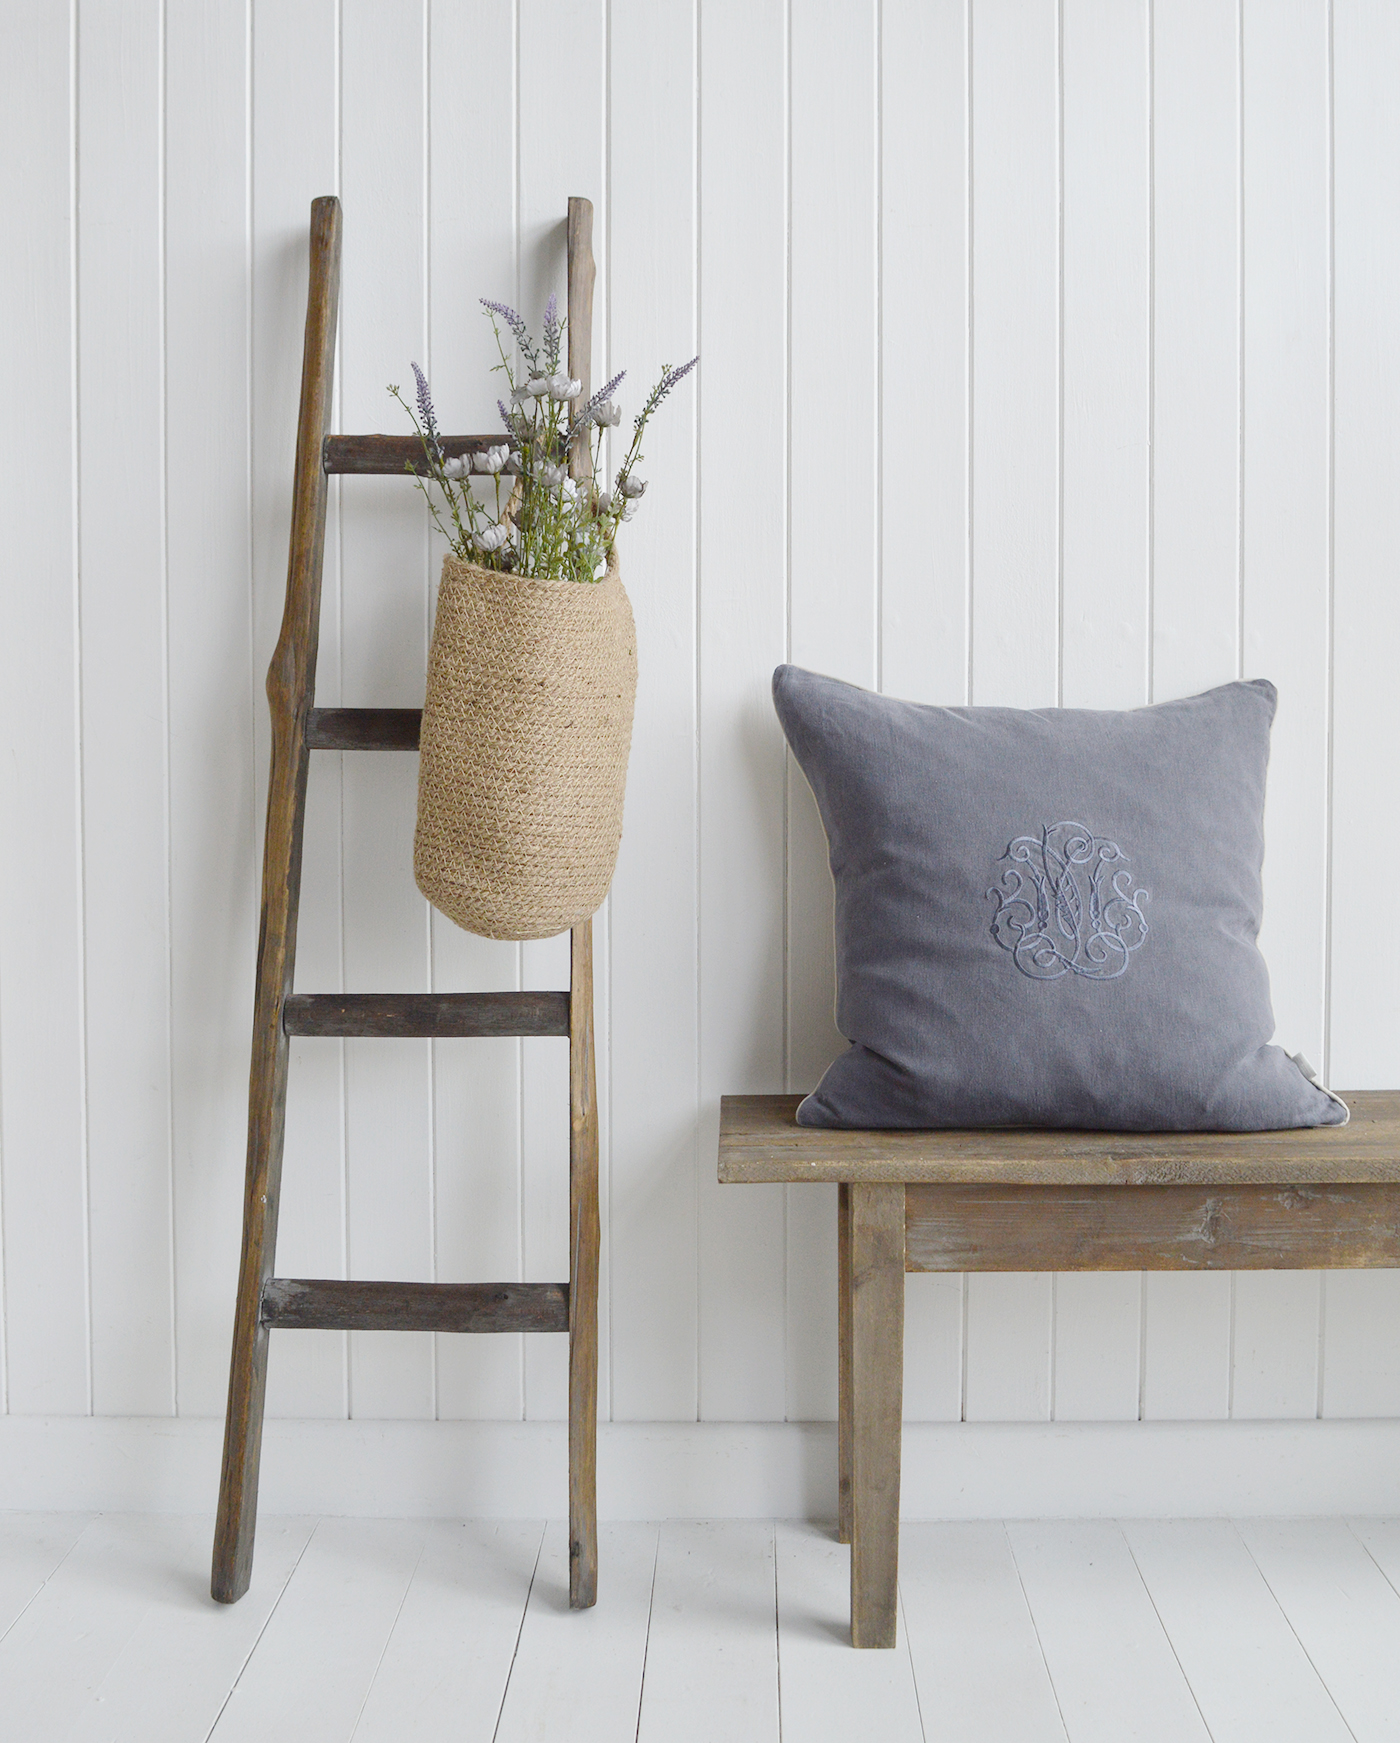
[212,195,601,1608]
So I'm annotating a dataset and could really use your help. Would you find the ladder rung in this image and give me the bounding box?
[323,434,504,475]
[262,1278,570,1334]
[306,707,421,750]
[283,992,570,1038]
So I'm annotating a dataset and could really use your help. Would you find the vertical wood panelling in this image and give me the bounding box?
[1144,0,1242,1422]
[880,0,970,710]
[878,0,969,1423]
[1236,0,1333,1418]
[166,0,256,1420]
[1053,0,1152,1424]
[4,0,1400,1446]
[254,0,347,1423]
[77,0,175,1415]
[516,0,608,1422]
[607,0,701,1424]
[785,0,880,1423]
[1324,0,1400,1416]
[696,0,789,1421]
[1331,0,1400,1088]
[0,0,89,1415]
[427,0,525,1425]
[339,0,434,1421]
[963,0,1060,1421]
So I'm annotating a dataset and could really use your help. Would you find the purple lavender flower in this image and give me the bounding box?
[564,370,627,447]
[410,362,442,459]
[542,292,561,368]
[479,297,523,333]
[635,354,699,427]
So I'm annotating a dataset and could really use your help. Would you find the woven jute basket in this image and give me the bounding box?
[414,549,637,941]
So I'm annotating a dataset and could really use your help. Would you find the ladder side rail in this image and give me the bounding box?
[566,194,601,1610]
[212,194,343,1604]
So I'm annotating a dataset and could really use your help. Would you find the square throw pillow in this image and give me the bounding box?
[772,664,1347,1131]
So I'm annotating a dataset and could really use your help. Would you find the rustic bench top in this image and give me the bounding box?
[718,1092,1400,1187]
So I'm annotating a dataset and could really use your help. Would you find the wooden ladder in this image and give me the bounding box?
[211,194,601,1609]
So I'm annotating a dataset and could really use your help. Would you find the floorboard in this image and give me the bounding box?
[1122,1520,1352,1743]
[636,1522,780,1743]
[206,1518,425,1742]
[350,1520,544,1742]
[0,1512,93,1639]
[1006,1520,1211,1743]
[900,1522,1067,1741]
[493,1521,659,1743]
[774,1521,925,1743]
[1237,1517,1400,1743]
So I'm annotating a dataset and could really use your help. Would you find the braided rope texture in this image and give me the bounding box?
[414,551,637,941]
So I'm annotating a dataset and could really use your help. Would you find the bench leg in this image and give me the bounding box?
[838,1182,853,1544]
[849,1182,904,1649]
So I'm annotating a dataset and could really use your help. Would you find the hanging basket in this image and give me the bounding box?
[414,549,637,941]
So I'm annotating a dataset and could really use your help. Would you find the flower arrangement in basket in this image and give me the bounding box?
[392,298,696,943]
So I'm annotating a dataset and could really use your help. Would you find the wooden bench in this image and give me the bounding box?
[718,1090,1400,1648]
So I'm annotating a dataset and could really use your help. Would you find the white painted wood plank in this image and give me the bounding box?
[1233,0,1331,1431]
[602,0,703,1425]
[511,0,607,1426]
[339,0,435,1422]
[1330,0,1400,1090]
[0,1514,92,1639]
[1321,1272,1400,1418]
[60,1518,314,1743]
[1123,1519,1352,1743]
[1007,1520,1211,1743]
[0,0,89,1416]
[1232,1272,1320,1420]
[351,1520,544,1742]
[635,1522,779,1743]
[252,0,348,1424]
[962,0,1062,1421]
[427,0,525,1424]
[696,0,788,1425]
[1053,1275,1140,1423]
[880,0,970,708]
[1237,1517,1400,1742]
[1142,1273,1231,1419]
[969,0,1059,708]
[1346,1516,1400,1597]
[1242,0,1331,1075]
[774,1521,924,1741]
[903,1274,963,1422]
[208,1517,424,1742]
[900,1522,1067,1742]
[787,0,880,1425]
[495,1520,658,1743]
[0,1515,198,1737]
[165,0,257,1426]
[1061,0,1150,712]
[1152,0,1241,699]
[965,1273,1051,1423]
[76,0,175,1417]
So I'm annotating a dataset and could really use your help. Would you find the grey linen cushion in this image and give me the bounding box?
[772,664,1345,1131]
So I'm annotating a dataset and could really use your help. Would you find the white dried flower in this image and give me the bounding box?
[473,444,509,474]
[619,475,648,499]
[473,523,511,554]
[548,373,582,401]
[442,455,470,480]
[538,460,567,491]
[622,500,638,521]
[504,451,523,474]
[592,400,622,427]
[595,490,613,514]
[526,377,552,399]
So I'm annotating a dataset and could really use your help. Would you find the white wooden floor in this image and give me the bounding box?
[3,1514,1399,1741]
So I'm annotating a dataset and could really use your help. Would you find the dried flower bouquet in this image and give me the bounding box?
[390,295,696,584]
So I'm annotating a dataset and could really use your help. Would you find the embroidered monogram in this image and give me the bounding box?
[987,822,1150,981]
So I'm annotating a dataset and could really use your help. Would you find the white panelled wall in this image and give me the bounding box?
[2,0,1399,1506]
